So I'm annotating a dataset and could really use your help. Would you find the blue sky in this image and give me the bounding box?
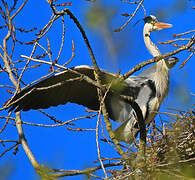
[0,0,194,179]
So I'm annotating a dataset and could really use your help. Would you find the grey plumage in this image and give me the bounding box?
[114,58,178,142]
[114,15,178,142]
[5,15,179,143]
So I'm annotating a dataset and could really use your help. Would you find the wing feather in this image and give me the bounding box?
[6,65,156,124]
[8,66,100,111]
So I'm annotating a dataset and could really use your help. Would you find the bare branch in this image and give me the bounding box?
[55,16,65,63]
[1,0,41,174]
[114,0,144,32]
[0,112,12,134]
[172,30,195,38]
[11,0,28,20]
[122,37,195,79]
[51,161,122,178]
[0,142,19,158]
[179,50,195,69]
[22,114,98,127]
[20,55,101,89]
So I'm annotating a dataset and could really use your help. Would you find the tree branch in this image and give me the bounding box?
[51,161,122,178]
[114,0,144,32]
[122,36,195,79]
[47,2,129,161]
[1,0,41,174]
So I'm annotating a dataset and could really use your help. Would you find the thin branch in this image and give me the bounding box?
[20,55,101,89]
[67,127,96,131]
[96,111,108,178]
[11,0,28,20]
[15,112,40,169]
[36,42,51,60]
[55,16,65,63]
[121,0,142,4]
[172,30,195,38]
[179,50,195,69]
[158,38,191,44]
[2,8,18,87]
[122,36,195,79]
[0,112,12,134]
[114,0,144,32]
[0,85,15,89]
[64,9,100,72]
[38,109,62,123]
[51,161,122,178]
[1,1,41,173]
[22,114,98,127]
[52,6,129,160]
[0,142,19,158]
[62,40,75,66]
[0,139,19,143]
[96,85,114,179]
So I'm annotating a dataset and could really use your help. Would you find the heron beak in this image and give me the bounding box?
[154,22,172,29]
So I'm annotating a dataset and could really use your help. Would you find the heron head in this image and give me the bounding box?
[144,15,172,32]
[164,57,179,69]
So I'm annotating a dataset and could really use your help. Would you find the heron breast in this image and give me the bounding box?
[145,97,161,124]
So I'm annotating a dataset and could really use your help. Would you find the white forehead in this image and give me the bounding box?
[150,15,157,21]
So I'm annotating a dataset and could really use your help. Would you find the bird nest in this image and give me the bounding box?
[110,105,195,180]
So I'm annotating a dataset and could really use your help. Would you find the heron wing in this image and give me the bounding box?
[107,76,156,122]
[6,65,156,126]
[6,66,129,112]
[113,76,157,142]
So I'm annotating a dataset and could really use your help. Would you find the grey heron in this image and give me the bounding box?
[5,15,178,143]
[115,15,178,142]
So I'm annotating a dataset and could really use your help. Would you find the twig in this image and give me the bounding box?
[2,8,18,87]
[15,112,40,169]
[100,117,118,151]
[38,109,62,123]
[0,139,19,143]
[122,36,195,79]
[51,6,130,160]
[36,42,52,61]
[20,71,55,91]
[0,112,12,134]
[172,30,195,38]
[0,85,15,89]
[96,84,114,179]
[1,1,41,173]
[62,40,75,66]
[14,41,40,102]
[20,55,101,89]
[55,16,65,63]
[0,142,19,158]
[179,51,195,69]
[96,110,108,178]
[28,14,57,44]
[51,161,122,178]
[22,114,98,127]
[158,38,191,44]
[114,0,144,32]
[141,3,146,17]
[11,0,28,20]
[46,36,53,71]
[67,127,96,131]
[121,0,142,4]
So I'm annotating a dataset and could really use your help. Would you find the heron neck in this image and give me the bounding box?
[143,26,168,70]
[143,26,161,57]
[143,25,169,99]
